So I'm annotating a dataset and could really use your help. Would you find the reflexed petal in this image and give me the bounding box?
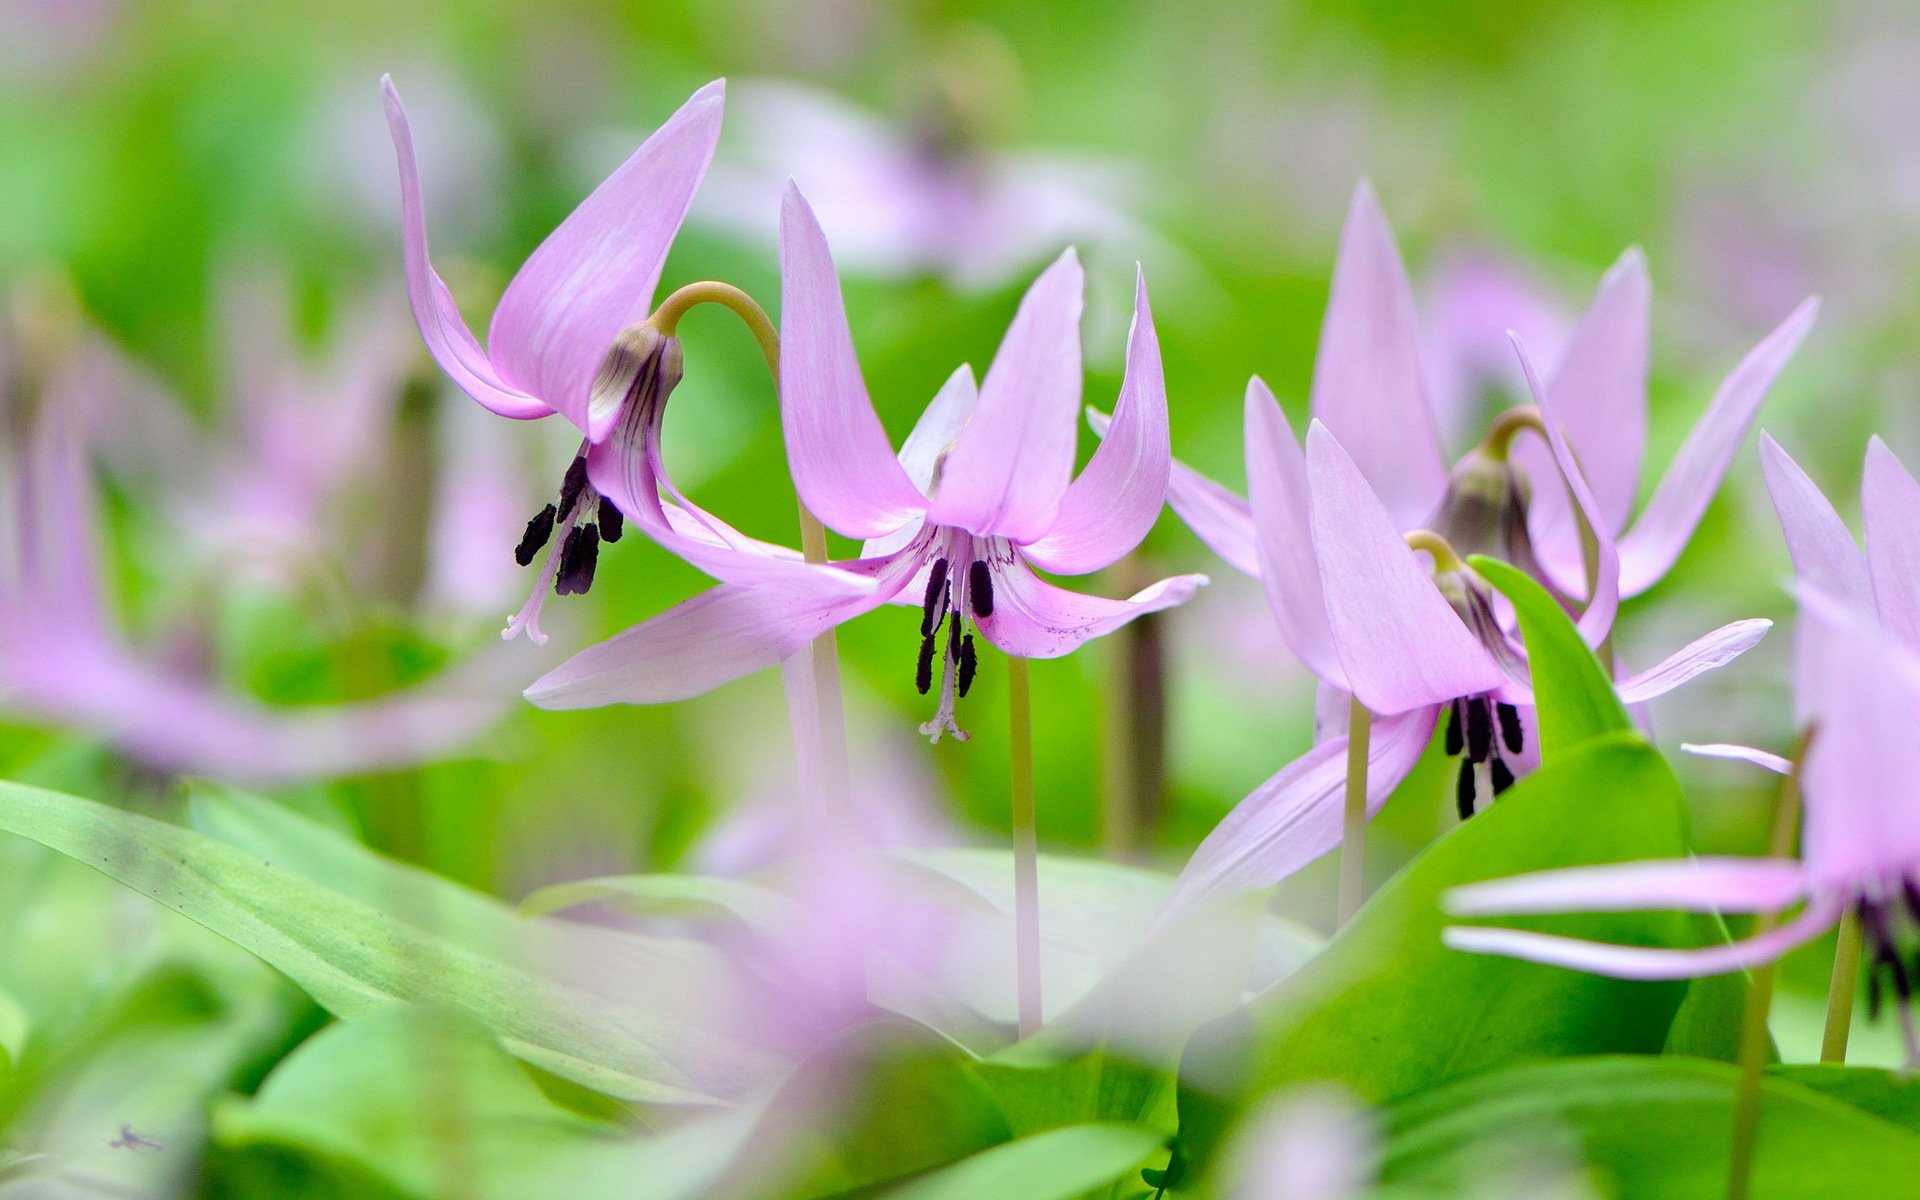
[1863,436,1920,652]
[1442,897,1843,980]
[1159,443,1261,578]
[1246,381,1348,688]
[1023,269,1170,575]
[380,77,549,420]
[926,250,1085,542]
[1162,705,1438,916]
[1616,297,1819,595]
[1682,743,1793,775]
[526,578,892,708]
[1445,857,1807,917]
[1305,423,1505,714]
[1760,433,1870,609]
[975,558,1204,659]
[489,81,725,438]
[1544,247,1651,531]
[1613,619,1771,704]
[778,185,928,539]
[1308,182,1447,529]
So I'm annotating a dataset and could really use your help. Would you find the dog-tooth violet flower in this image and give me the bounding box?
[382,76,867,644]
[1444,595,1920,1064]
[526,185,1206,741]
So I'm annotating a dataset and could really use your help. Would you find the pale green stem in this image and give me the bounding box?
[1823,911,1864,1064]
[1337,698,1372,928]
[1009,655,1043,1038]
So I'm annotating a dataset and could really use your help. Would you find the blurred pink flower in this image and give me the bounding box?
[526,186,1204,740]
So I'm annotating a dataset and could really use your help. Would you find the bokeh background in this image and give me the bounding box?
[2,0,1915,1180]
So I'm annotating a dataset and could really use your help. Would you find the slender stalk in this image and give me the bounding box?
[647,282,851,817]
[1725,734,1807,1200]
[1009,655,1043,1038]
[1100,561,1167,860]
[1823,911,1864,1064]
[1336,698,1372,928]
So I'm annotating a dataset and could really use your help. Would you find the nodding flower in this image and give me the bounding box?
[523,184,1205,739]
[1153,184,1784,915]
[382,76,868,645]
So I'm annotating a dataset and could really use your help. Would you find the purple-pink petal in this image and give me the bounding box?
[1612,619,1772,704]
[863,365,979,559]
[380,77,550,421]
[1304,422,1505,715]
[1442,897,1844,980]
[975,558,1205,659]
[1156,430,1261,578]
[1022,268,1170,576]
[490,80,725,440]
[1245,381,1348,689]
[1862,436,1920,652]
[1759,433,1872,611]
[1307,182,1447,530]
[1446,856,1807,917]
[926,250,1086,543]
[1615,297,1819,596]
[1543,247,1651,532]
[1682,743,1793,775]
[778,184,929,540]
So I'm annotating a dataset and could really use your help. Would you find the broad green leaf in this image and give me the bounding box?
[1380,1056,1920,1197]
[971,1049,1176,1139]
[1174,735,1735,1179]
[871,1123,1164,1200]
[211,1006,760,1200]
[0,780,772,1104]
[1770,1064,1920,1133]
[1660,930,1760,1064]
[1471,555,1631,756]
[0,983,28,1072]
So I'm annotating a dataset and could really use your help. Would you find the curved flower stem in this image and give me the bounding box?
[648,281,851,818]
[1822,912,1863,1064]
[1725,731,1808,1200]
[1336,698,1372,928]
[1009,654,1043,1038]
[1487,404,1616,666]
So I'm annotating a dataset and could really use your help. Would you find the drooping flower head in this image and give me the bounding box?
[525,184,1205,739]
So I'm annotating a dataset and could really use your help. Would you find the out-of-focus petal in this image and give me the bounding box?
[1512,333,1620,647]
[1246,382,1347,688]
[1863,436,1920,652]
[1023,269,1169,575]
[489,81,725,438]
[975,558,1204,659]
[1442,896,1843,979]
[1225,1088,1377,1200]
[1682,743,1793,775]
[1305,423,1504,715]
[380,77,550,421]
[1307,182,1447,529]
[926,250,1085,543]
[1161,705,1437,916]
[526,577,892,709]
[1759,433,1871,609]
[1613,619,1772,704]
[1545,248,1651,530]
[1446,856,1807,917]
[1616,297,1819,596]
[778,185,928,539]
[861,367,977,559]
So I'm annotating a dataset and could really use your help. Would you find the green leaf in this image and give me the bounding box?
[970,1050,1175,1140]
[1380,1056,1920,1197]
[1471,554,1630,756]
[1770,1064,1920,1133]
[517,872,797,931]
[870,1123,1164,1200]
[0,780,772,1104]
[0,982,28,1072]
[211,1006,760,1200]
[1174,735,1735,1178]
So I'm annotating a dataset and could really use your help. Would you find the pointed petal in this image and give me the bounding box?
[976,558,1204,659]
[526,577,891,708]
[1163,706,1437,915]
[896,364,979,495]
[925,249,1085,542]
[1442,896,1843,980]
[1307,182,1447,529]
[1617,297,1819,595]
[1446,856,1807,917]
[380,77,549,420]
[1305,422,1504,714]
[1759,433,1870,608]
[488,82,724,437]
[1023,269,1170,575]
[1545,247,1651,530]
[1863,437,1920,652]
[1512,333,1620,647]
[1245,381,1347,688]
[1682,743,1793,775]
[778,184,928,538]
[1613,619,1772,704]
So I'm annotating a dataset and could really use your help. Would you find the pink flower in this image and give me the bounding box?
[525,185,1204,739]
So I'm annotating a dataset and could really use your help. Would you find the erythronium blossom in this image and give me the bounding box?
[382,75,870,645]
[1159,182,1817,603]
[1444,594,1920,1065]
[526,184,1205,740]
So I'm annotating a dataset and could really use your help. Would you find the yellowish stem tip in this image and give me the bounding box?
[1480,404,1547,462]
[1403,528,1468,575]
